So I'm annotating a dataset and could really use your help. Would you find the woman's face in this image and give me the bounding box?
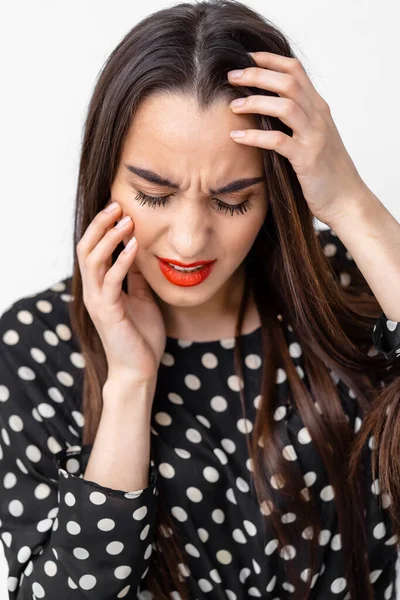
[110,92,268,316]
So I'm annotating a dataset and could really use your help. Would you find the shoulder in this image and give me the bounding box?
[0,276,85,445]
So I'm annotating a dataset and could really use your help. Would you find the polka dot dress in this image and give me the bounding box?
[0,229,399,599]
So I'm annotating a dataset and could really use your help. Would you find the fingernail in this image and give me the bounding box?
[104,201,119,213]
[228,70,244,80]
[124,237,137,252]
[115,215,131,228]
[230,98,245,108]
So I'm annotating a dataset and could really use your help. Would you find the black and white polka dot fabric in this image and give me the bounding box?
[0,228,399,600]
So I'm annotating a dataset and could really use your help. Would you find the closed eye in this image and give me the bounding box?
[133,191,253,216]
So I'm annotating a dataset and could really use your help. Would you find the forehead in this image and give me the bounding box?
[121,92,263,173]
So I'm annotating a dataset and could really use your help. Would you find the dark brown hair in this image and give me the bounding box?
[68,1,400,597]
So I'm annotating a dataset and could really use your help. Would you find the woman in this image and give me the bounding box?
[1,1,399,598]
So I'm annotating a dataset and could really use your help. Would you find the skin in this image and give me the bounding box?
[110,92,269,342]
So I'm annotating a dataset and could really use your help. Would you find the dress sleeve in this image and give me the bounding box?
[0,300,158,599]
[316,227,400,363]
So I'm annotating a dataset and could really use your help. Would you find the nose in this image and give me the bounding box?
[168,197,211,260]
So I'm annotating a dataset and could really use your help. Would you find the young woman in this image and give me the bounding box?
[1,1,399,599]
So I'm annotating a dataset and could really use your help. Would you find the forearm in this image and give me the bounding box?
[83,378,156,491]
[328,187,400,322]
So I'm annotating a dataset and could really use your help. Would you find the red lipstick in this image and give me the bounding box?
[157,257,217,287]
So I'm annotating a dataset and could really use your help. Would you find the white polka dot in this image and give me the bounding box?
[3,330,19,345]
[318,530,332,546]
[0,385,10,402]
[373,522,386,539]
[97,518,115,531]
[71,410,84,427]
[184,374,201,390]
[210,396,227,412]
[17,309,33,324]
[9,415,24,432]
[202,352,218,368]
[282,445,297,461]
[65,492,76,506]
[331,577,346,593]
[185,544,200,558]
[44,330,59,346]
[161,352,175,366]
[171,506,188,522]
[44,560,57,576]
[159,463,175,478]
[47,436,63,454]
[196,415,211,428]
[216,550,232,564]
[270,474,285,489]
[304,471,317,487]
[89,491,106,505]
[67,521,81,535]
[280,545,296,560]
[198,528,209,543]
[48,387,64,403]
[228,375,243,392]
[9,500,24,517]
[198,579,213,592]
[237,418,253,434]
[133,506,147,521]
[187,487,203,502]
[289,342,302,358]
[221,439,236,456]
[155,412,172,426]
[331,533,341,550]
[38,403,56,418]
[274,405,287,421]
[243,520,257,536]
[203,466,220,482]
[186,428,202,443]
[106,542,124,555]
[232,529,247,544]
[212,509,225,524]
[298,427,311,444]
[320,485,335,502]
[37,519,53,532]
[73,547,90,560]
[31,348,46,363]
[114,566,131,580]
[70,352,85,368]
[32,582,45,597]
[57,371,74,387]
[7,576,18,592]
[26,445,41,463]
[265,539,279,555]
[236,477,249,493]
[226,488,237,505]
[17,546,31,563]
[245,354,262,369]
[34,483,51,499]
[3,473,17,489]
[369,570,382,583]
[79,574,97,589]
[281,513,296,524]
[55,323,71,340]
[213,448,228,465]
[174,448,191,459]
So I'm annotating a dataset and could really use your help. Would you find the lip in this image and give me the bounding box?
[157,257,216,267]
[157,258,216,287]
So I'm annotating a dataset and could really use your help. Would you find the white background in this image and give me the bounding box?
[0,0,399,597]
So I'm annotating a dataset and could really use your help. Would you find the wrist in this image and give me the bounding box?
[102,376,157,407]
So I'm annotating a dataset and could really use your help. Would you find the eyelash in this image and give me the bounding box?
[133,191,253,216]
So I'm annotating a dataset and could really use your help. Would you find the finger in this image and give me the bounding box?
[230,129,299,161]
[228,65,314,117]
[85,215,134,289]
[126,250,155,301]
[77,203,122,261]
[102,235,139,305]
[230,96,309,134]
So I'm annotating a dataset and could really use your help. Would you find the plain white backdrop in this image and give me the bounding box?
[0,1,399,597]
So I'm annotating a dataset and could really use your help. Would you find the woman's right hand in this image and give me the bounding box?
[76,200,167,385]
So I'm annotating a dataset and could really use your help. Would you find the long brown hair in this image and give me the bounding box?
[68,1,400,597]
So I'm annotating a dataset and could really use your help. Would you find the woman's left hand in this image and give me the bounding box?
[227,51,368,227]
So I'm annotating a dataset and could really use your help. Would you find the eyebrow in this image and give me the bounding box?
[124,163,266,195]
